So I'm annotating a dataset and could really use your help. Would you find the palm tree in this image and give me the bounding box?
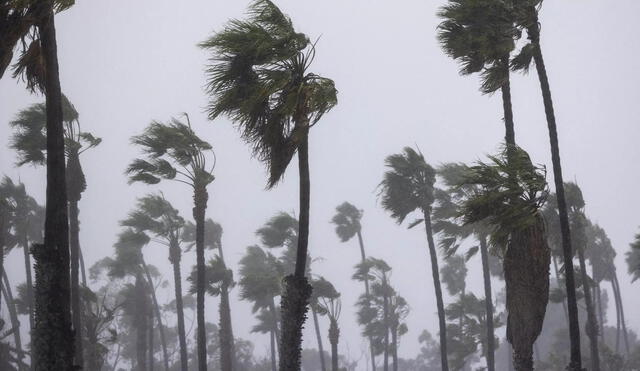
[457,146,550,371]
[330,202,377,371]
[435,162,497,371]
[511,4,583,368]
[121,193,189,371]
[201,2,338,367]
[378,147,449,371]
[312,278,340,371]
[10,96,101,367]
[437,0,519,146]
[185,219,235,371]
[127,114,215,371]
[627,231,640,283]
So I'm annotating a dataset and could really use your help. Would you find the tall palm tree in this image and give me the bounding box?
[437,0,519,146]
[185,219,235,371]
[121,193,188,371]
[311,277,340,371]
[378,147,449,371]
[435,162,497,371]
[457,146,550,371]
[201,2,337,367]
[10,96,101,367]
[330,202,377,371]
[127,114,215,371]
[511,4,583,368]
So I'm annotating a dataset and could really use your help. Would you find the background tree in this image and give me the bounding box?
[627,232,640,283]
[314,279,341,371]
[127,114,215,371]
[378,147,449,371]
[457,146,550,371]
[331,201,377,371]
[201,1,338,367]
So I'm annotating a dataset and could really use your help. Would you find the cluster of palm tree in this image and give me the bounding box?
[1,0,640,371]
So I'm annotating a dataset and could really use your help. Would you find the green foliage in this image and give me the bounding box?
[121,193,185,247]
[183,218,223,252]
[627,232,640,282]
[379,147,436,224]
[238,245,283,312]
[201,0,337,187]
[331,201,362,242]
[440,254,467,296]
[187,256,234,296]
[256,211,298,248]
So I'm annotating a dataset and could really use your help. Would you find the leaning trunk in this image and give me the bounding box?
[312,308,327,371]
[500,57,515,147]
[356,231,377,371]
[612,273,629,354]
[218,242,235,371]
[479,236,496,371]
[2,272,25,370]
[423,211,449,371]
[69,198,84,368]
[576,234,600,371]
[328,318,339,371]
[142,260,170,371]
[279,132,313,371]
[193,185,209,371]
[32,4,74,369]
[527,19,582,370]
[170,243,189,371]
[504,216,550,371]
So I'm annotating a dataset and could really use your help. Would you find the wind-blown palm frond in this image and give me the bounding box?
[256,211,298,248]
[238,245,282,312]
[187,256,234,297]
[627,232,640,282]
[379,147,436,224]
[120,193,185,247]
[331,201,362,242]
[182,218,223,252]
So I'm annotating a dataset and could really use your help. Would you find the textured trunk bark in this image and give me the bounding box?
[33,4,75,369]
[356,231,377,371]
[170,243,189,371]
[527,20,583,370]
[69,199,84,368]
[193,185,209,371]
[479,237,495,371]
[312,308,327,371]
[577,239,600,371]
[142,260,170,371]
[504,218,550,371]
[2,272,26,371]
[218,241,235,371]
[423,211,449,371]
[328,319,339,371]
[136,274,148,371]
[279,132,312,371]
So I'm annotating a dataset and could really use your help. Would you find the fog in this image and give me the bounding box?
[1,0,639,370]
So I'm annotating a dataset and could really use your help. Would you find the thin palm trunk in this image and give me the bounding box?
[391,325,398,371]
[148,302,155,371]
[136,273,149,371]
[218,241,235,371]
[2,272,25,371]
[20,234,34,337]
[270,330,277,371]
[312,308,327,371]
[280,132,313,371]
[382,283,389,371]
[79,245,87,286]
[356,231,377,371]
[612,273,629,354]
[552,254,569,321]
[194,185,209,371]
[577,241,600,371]
[595,283,605,345]
[479,237,495,371]
[142,260,170,371]
[33,5,74,369]
[500,57,515,147]
[170,243,189,371]
[69,199,83,368]
[328,318,339,371]
[423,211,449,371]
[269,298,281,354]
[614,279,620,353]
[527,21,582,370]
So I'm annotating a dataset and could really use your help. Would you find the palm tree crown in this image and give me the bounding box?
[331,202,362,243]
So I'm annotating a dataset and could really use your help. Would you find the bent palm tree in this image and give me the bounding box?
[378,147,449,371]
[10,96,101,367]
[201,2,337,367]
[127,115,215,371]
[330,202,377,371]
[511,4,583,368]
[457,146,549,371]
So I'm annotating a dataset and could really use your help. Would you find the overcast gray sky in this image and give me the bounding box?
[1,0,639,366]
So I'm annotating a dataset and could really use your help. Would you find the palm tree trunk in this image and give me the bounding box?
[357,231,377,371]
[328,318,339,371]
[552,254,569,321]
[20,234,34,338]
[269,298,281,355]
[577,240,600,371]
[613,279,620,353]
[595,283,605,345]
[527,21,582,371]
[170,243,189,371]
[312,308,327,371]
[148,302,155,371]
[383,285,389,371]
[280,132,313,371]
[69,199,84,368]
[2,272,26,371]
[422,211,449,371]
[479,237,495,371]
[391,325,398,371]
[612,273,629,354]
[500,57,515,147]
[142,260,170,371]
[136,273,149,371]
[270,330,277,371]
[32,4,74,369]
[193,185,209,371]
[218,241,235,371]
[79,245,87,286]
